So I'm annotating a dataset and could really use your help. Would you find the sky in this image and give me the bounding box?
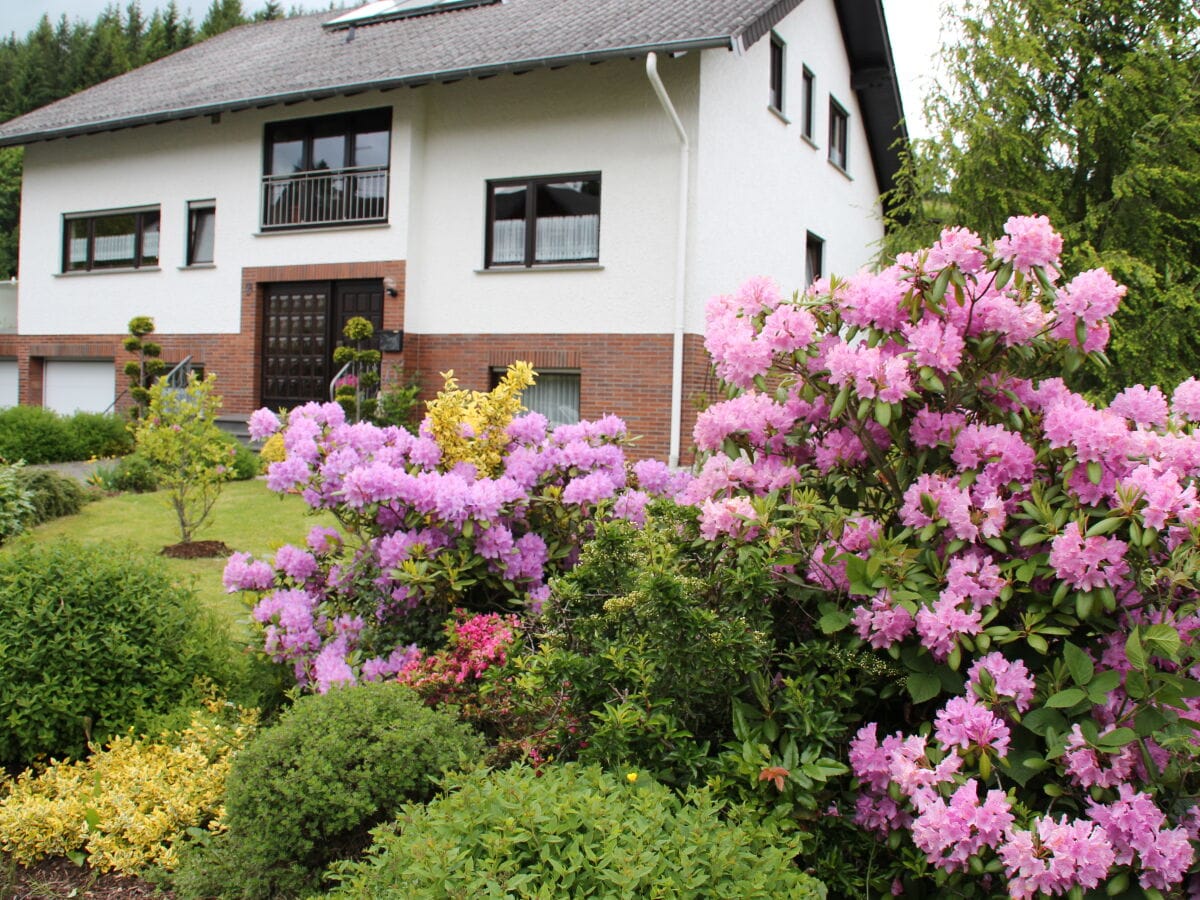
[0,0,962,139]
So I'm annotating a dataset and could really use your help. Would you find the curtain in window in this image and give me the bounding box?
[534,214,599,263]
[523,373,580,428]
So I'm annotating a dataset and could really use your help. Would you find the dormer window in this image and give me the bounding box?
[261,108,391,230]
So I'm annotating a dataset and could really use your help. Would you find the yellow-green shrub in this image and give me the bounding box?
[425,361,534,476]
[259,431,286,464]
[0,701,257,873]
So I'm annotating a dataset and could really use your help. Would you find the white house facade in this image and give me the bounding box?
[0,0,906,462]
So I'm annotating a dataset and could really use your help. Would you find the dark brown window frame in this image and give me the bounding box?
[801,66,815,140]
[769,33,786,113]
[62,206,160,273]
[805,231,824,286]
[186,200,215,266]
[261,107,392,231]
[484,172,602,269]
[828,97,850,171]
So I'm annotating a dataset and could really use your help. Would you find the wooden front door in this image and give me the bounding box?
[261,279,384,410]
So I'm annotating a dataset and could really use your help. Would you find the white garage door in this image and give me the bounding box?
[0,360,16,408]
[44,359,115,414]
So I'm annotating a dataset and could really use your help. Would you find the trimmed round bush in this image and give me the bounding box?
[171,682,483,899]
[329,763,828,899]
[0,541,238,769]
[16,468,89,524]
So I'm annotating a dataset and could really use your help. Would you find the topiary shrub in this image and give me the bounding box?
[63,411,134,459]
[328,763,828,899]
[170,682,483,899]
[16,468,89,525]
[0,541,239,769]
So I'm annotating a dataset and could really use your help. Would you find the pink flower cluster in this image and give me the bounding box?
[227,402,689,689]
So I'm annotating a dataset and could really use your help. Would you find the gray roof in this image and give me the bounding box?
[0,0,906,189]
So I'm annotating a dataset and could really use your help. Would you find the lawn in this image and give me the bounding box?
[10,479,336,636]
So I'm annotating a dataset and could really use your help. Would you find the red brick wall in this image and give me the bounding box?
[0,259,406,415]
[405,331,713,462]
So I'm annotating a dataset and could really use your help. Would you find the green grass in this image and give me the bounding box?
[10,480,336,637]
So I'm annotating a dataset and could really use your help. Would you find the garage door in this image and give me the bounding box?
[44,359,115,414]
[0,360,16,408]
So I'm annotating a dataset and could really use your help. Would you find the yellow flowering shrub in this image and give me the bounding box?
[425,362,535,476]
[0,701,257,873]
[259,432,287,464]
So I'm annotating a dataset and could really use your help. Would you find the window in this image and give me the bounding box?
[262,107,391,229]
[492,367,580,427]
[187,201,215,265]
[829,99,849,171]
[805,232,824,286]
[801,67,815,140]
[63,207,160,272]
[485,174,601,268]
[769,34,785,113]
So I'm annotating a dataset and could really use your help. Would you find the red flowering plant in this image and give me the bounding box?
[692,217,1200,897]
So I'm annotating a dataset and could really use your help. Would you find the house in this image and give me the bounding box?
[0,0,905,464]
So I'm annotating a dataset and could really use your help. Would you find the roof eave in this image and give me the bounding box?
[0,35,733,148]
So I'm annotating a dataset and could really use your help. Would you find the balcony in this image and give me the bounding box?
[260,165,389,230]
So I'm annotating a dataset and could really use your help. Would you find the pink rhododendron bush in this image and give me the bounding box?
[223,367,688,693]
[691,216,1200,897]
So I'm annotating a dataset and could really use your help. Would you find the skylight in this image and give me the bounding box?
[325,0,499,29]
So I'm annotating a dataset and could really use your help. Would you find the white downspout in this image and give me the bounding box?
[645,52,689,469]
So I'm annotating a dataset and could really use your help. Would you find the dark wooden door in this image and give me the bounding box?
[261,279,383,409]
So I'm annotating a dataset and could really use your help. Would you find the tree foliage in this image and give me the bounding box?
[886,0,1200,397]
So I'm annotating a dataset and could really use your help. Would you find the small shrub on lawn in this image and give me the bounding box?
[217,431,261,481]
[0,541,240,769]
[170,682,482,900]
[90,450,160,493]
[16,468,89,525]
[327,763,827,899]
[0,700,257,873]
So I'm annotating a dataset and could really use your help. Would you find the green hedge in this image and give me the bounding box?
[0,406,132,463]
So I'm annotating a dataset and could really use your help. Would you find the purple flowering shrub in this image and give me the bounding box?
[693,216,1200,897]
[224,400,688,694]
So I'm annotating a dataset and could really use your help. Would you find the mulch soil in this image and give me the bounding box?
[159,540,233,560]
[5,859,171,899]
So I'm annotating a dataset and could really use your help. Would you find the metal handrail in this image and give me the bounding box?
[261,164,389,229]
[164,356,193,390]
[329,361,353,402]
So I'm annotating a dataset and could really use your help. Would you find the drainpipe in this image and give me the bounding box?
[645,52,689,469]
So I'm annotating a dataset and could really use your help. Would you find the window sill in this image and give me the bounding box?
[178,263,216,270]
[475,263,605,274]
[255,222,390,236]
[801,134,819,150]
[54,267,162,277]
[767,105,790,125]
[827,160,853,181]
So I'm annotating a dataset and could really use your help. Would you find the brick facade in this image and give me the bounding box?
[0,260,405,415]
[405,331,713,462]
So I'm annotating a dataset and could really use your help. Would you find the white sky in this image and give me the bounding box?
[0,0,961,139]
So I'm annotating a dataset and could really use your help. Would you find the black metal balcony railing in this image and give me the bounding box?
[261,165,389,230]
